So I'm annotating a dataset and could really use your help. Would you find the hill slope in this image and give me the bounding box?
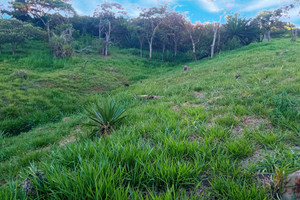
[0,39,299,199]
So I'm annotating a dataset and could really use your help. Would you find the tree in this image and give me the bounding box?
[0,19,44,54]
[285,22,297,41]
[224,13,260,45]
[163,11,186,57]
[50,29,74,58]
[281,1,299,42]
[138,4,168,59]
[211,8,230,58]
[8,0,74,41]
[255,10,282,42]
[94,1,127,56]
[185,21,202,60]
[132,18,147,57]
[156,26,170,61]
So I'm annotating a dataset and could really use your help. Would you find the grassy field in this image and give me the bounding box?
[0,38,299,199]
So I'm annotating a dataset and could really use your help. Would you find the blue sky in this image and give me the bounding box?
[1,0,299,25]
[72,0,300,26]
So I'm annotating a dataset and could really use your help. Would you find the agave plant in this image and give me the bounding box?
[85,100,127,135]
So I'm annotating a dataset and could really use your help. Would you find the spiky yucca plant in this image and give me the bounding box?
[85,100,127,136]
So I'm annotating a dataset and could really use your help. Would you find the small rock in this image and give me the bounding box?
[62,117,70,122]
[22,173,48,196]
[281,170,300,200]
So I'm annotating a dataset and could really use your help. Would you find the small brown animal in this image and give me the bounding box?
[183,65,189,72]
[124,83,130,87]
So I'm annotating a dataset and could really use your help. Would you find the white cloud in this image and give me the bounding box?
[241,0,284,12]
[197,0,221,12]
[195,0,235,13]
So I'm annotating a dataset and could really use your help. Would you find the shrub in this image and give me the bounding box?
[50,33,74,58]
[85,99,127,136]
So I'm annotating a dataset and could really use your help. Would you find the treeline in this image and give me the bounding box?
[1,0,298,61]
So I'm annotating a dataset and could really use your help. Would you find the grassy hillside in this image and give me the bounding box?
[0,42,174,135]
[0,38,299,199]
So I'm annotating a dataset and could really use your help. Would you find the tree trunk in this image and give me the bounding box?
[211,23,219,58]
[46,22,51,41]
[148,40,153,59]
[174,40,178,57]
[12,43,16,55]
[41,18,51,41]
[99,19,102,43]
[217,29,221,52]
[264,30,271,42]
[140,42,143,57]
[103,21,111,56]
[162,43,165,61]
[148,22,161,59]
[291,28,297,42]
[192,42,196,61]
[189,33,197,61]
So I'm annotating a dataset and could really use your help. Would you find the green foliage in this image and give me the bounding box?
[226,137,254,159]
[215,115,238,127]
[270,92,299,127]
[224,13,260,45]
[0,19,44,54]
[85,99,127,135]
[222,36,243,50]
[50,33,74,58]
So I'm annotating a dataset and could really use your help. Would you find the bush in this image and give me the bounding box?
[85,99,127,136]
[50,33,74,58]
[222,37,243,51]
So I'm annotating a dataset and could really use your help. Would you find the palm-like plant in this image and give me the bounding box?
[224,13,260,45]
[85,100,127,136]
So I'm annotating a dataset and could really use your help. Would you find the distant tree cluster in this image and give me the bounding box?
[1,0,298,59]
[0,19,44,54]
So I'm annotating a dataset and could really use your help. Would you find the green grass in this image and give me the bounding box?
[0,38,299,199]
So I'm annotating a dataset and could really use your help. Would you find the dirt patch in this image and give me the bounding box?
[182,102,206,108]
[172,105,181,112]
[91,85,107,93]
[284,77,293,82]
[62,117,70,122]
[59,136,77,146]
[232,116,272,137]
[232,125,244,137]
[189,134,200,142]
[108,67,117,73]
[173,102,206,112]
[242,116,273,130]
[256,173,273,187]
[73,126,83,134]
[60,74,79,81]
[241,150,262,168]
[185,175,211,199]
[194,91,205,99]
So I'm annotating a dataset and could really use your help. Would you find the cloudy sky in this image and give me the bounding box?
[1,0,299,25]
[72,0,300,25]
